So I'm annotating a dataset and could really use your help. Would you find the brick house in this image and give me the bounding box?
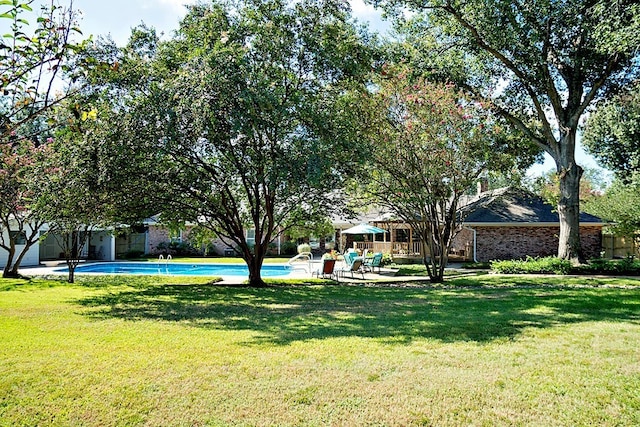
[351,187,605,262]
[453,187,604,262]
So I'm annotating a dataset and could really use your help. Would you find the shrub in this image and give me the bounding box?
[297,243,311,254]
[122,250,145,259]
[491,256,640,276]
[156,241,202,256]
[574,257,640,275]
[491,256,572,275]
[380,252,393,267]
[462,261,491,269]
[267,243,279,255]
[280,241,297,256]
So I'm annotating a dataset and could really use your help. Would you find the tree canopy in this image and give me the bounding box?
[35,99,113,283]
[356,67,534,282]
[584,176,640,237]
[1,0,84,141]
[376,0,640,263]
[95,0,376,286]
[583,82,640,180]
[0,0,86,277]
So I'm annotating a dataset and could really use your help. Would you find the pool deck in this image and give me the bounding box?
[18,260,461,285]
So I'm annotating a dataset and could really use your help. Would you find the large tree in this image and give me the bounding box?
[0,0,84,277]
[583,81,640,180]
[35,101,113,283]
[1,0,84,140]
[0,138,47,277]
[376,0,640,263]
[583,176,640,238]
[358,69,535,282]
[99,0,374,286]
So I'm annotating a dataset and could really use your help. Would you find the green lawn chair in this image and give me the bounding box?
[364,252,383,273]
[337,258,365,279]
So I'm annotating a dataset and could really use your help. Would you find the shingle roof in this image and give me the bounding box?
[461,187,604,225]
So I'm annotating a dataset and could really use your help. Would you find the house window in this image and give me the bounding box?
[10,231,27,245]
[246,229,255,245]
[169,229,182,242]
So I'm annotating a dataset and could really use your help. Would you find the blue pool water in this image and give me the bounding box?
[56,262,293,277]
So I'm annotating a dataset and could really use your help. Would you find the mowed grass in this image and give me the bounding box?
[1,275,639,426]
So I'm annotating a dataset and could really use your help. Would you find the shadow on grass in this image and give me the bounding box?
[72,275,640,345]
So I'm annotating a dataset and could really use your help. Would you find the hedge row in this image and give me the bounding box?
[490,256,640,275]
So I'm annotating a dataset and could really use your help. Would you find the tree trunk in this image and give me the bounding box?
[247,257,265,287]
[555,131,586,264]
[67,262,76,284]
[420,222,446,284]
[557,164,585,263]
[2,243,25,278]
[245,243,266,287]
[425,239,446,283]
[8,242,34,278]
[2,245,17,278]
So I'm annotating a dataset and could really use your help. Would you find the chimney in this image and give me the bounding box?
[477,178,489,195]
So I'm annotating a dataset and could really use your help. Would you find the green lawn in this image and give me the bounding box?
[1,274,639,426]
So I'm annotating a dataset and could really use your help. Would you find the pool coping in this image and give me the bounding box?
[19,261,312,285]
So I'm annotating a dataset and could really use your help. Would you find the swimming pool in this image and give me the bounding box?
[55,262,294,277]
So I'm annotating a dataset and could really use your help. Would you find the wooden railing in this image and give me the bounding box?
[353,241,423,256]
[353,241,471,261]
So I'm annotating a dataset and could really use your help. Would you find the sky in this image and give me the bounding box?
[72,0,389,45]
[9,0,604,178]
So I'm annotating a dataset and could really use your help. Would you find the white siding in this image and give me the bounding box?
[0,229,40,268]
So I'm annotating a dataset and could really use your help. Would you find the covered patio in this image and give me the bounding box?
[338,219,472,263]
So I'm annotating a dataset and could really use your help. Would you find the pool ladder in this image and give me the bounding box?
[158,254,172,263]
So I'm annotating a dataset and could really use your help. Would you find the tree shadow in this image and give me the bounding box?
[75,280,640,345]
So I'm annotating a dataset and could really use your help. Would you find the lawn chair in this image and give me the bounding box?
[337,259,365,279]
[312,258,337,280]
[364,252,383,273]
[343,251,358,267]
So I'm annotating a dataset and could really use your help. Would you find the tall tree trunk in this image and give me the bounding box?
[555,130,585,264]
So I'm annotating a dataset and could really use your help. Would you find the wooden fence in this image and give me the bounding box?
[601,234,639,259]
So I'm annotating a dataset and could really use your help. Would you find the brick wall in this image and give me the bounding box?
[580,226,604,259]
[148,225,223,255]
[470,225,602,262]
[147,226,171,255]
[452,228,474,257]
